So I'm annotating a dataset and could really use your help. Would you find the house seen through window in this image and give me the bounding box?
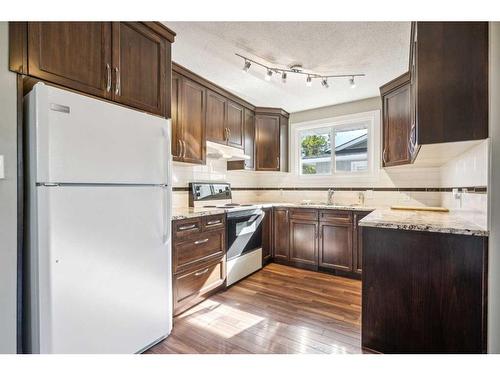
[299,123,369,175]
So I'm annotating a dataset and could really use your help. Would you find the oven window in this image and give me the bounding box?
[227,212,263,260]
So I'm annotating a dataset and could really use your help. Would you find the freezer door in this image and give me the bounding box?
[29,83,170,184]
[32,185,172,353]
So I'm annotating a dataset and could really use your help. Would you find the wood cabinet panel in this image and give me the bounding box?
[27,22,112,99]
[202,214,225,232]
[171,72,182,161]
[180,78,206,164]
[173,259,225,316]
[174,230,224,273]
[362,227,488,353]
[173,217,202,240]
[255,114,280,171]
[352,211,371,274]
[273,208,289,261]
[289,208,318,221]
[382,78,411,167]
[318,221,352,271]
[206,90,227,144]
[112,22,166,116]
[262,207,273,263]
[289,219,318,267]
[243,109,256,169]
[226,100,244,148]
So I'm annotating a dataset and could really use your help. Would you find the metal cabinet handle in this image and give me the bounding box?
[182,140,187,158]
[114,67,121,96]
[206,220,221,226]
[227,128,231,142]
[408,124,417,155]
[106,64,111,92]
[194,238,209,245]
[194,268,209,276]
[382,148,388,165]
[178,224,196,231]
[177,139,183,158]
[276,156,280,169]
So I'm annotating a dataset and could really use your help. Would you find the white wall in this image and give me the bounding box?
[0,21,18,353]
[488,21,500,354]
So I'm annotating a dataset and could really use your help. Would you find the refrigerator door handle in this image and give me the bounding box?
[161,185,171,245]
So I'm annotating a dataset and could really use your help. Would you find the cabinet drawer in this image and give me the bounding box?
[202,214,225,232]
[174,230,224,273]
[319,210,352,223]
[173,217,202,240]
[289,208,318,221]
[173,260,225,314]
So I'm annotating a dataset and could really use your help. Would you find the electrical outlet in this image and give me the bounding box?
[0,155,4,179]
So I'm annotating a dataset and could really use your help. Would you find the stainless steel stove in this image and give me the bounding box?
[189,182,263,285]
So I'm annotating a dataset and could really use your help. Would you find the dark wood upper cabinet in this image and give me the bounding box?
[26,22,112,99]
[206,90,227,144]
[226,101,244,149]
[255,108,289,172]
[242,108,255,169]
[180,78,206,164]
[262,207,273,264]
[380,22,488,167]
[380,73,413,167]
[416,22,488,144]
[171,72,182,161]
[289,219,318,268]
[318,221,352,272]
[11,22,175,118]
[111,22,166,116]
[273,208,290,261]
[255,114,280,171]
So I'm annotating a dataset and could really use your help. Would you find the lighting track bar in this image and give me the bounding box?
[236,53,365,88]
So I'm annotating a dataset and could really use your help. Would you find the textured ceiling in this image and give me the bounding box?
[163,22,411,113]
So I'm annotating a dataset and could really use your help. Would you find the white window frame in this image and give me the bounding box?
[291,110,380,180]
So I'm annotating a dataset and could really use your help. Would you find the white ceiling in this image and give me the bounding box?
[163,22,411,113]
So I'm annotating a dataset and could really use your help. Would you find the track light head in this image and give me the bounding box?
[281,71,287,83]
[349,76,356,88]
[242,60,251,73]
[306,75,312,87]
[321,78,329,88]
[265,69,273,81]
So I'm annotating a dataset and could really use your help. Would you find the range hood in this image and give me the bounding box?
[206,141,250,161]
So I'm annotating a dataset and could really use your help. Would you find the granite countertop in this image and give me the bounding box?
[359,209,489,237]
[172,202,377,221]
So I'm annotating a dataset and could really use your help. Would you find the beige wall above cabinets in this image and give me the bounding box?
[0,21,18,354]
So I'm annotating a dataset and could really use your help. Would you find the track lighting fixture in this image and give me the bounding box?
[349,76,356,88]
[236,53,364,89]
[242,60,251,72]
[265,69,273,81]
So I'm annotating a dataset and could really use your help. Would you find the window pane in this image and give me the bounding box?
[300,128,331,175]
[334,127,368,172]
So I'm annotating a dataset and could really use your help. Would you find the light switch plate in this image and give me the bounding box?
[0,155,4,179]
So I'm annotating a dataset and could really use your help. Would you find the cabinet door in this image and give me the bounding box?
[319,221,352,272]
[180,78,206,164]
[243,109,255,169]
[279,115,289,172]
[262,208,273,263]
[27,22,112,99]
[255,115,280,171]
[226,101,244,149]
[171,72,183,161]
[273,208,289,261]
[112,22,166,116]
[352,211,371,274]
[382,82,411,167]
[206,90,227,144]
[289,219,318,267]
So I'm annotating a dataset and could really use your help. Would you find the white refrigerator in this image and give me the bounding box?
[24,83,172,354]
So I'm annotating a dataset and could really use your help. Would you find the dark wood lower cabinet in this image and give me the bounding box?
[273,207,289,261]
[318,221,352,272]
[362,227,488,353]
[262,207,273,264]
[353,211,371,274]
[289,219,318,269]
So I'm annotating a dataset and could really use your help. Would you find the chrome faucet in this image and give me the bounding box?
[327,188,335,205]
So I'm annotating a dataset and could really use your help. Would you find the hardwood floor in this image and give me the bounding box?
[147,263,362,354]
